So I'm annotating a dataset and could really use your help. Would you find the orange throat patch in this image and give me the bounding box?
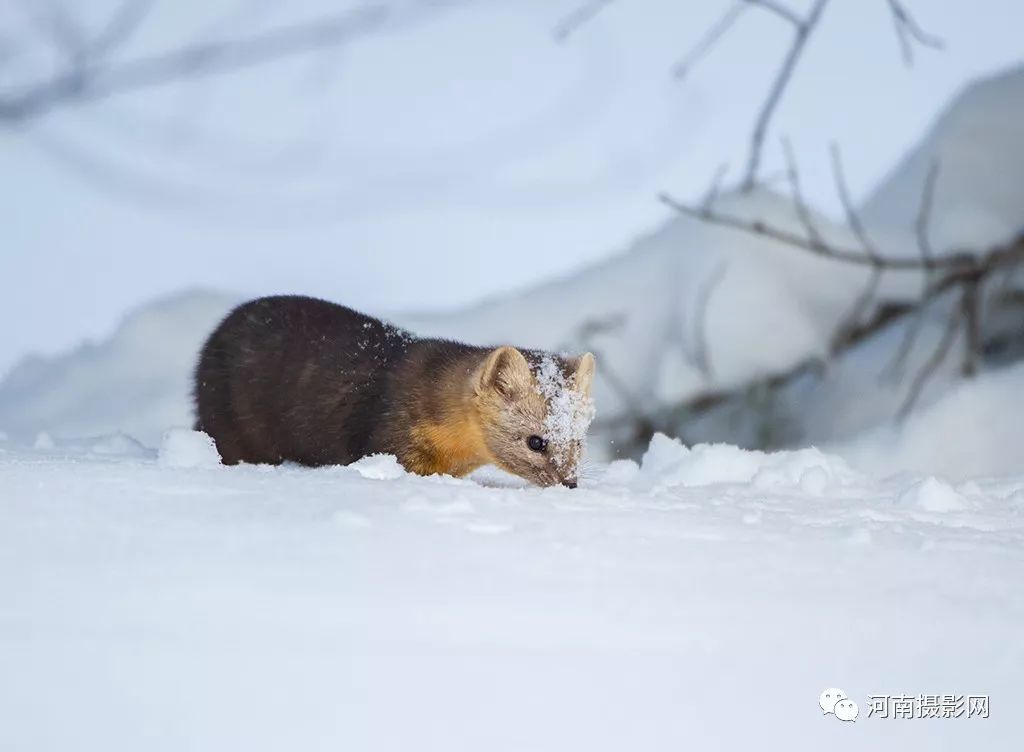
[408,415,491,477]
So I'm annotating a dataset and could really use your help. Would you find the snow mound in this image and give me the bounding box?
[638,433,859,490]
[158,429,222,469]
[348,453,408,480]
[834,360,1024,480]
[898,476,972,513]
[863,64,1024,253]
[0,290,235,448]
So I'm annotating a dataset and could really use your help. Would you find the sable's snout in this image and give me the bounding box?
[562,479,578,489]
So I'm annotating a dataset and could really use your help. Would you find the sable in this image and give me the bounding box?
[193,295,595,487]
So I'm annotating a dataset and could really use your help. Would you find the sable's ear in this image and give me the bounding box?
[478,346,532,398]
[572,352,596,396]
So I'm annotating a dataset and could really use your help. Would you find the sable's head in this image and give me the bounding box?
[473,346,596,488]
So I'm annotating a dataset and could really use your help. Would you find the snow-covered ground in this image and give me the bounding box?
[2,432,1022,750]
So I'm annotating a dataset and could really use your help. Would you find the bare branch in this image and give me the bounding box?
[831,267,883,353]
[830,142,882,261]
[700,162,730,212]
[17,0,88,60]
[658,190,977,271]
[879,158,943,379]
[898,302,960,419]
[915,159,940,262]
[553,0,617,42]
[746,0,803,28]
[90,0,158,58]
[885,0,944,66]
[960,275,982,376]
[825,142,887,349]
[881,286,938,383]
[781,137,824,246]
[741,0,829,190]
[672,1,748,80]
[0,6,389,123]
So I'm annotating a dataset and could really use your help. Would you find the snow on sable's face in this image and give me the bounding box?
[535,354,596,481]
[475,347,595,488]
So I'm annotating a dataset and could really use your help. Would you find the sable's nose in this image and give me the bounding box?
[562,479,578,489]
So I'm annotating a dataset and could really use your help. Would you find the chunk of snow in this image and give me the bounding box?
[349,453,407,480]
[158,429,221,469]
[639,433,856,490]
[898,477,971,513]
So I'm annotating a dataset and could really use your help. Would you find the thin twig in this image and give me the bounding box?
[700,162,730,212]
[886,157,942,376]
[0,6,389,122]
[915,159,940,262]
[746,0,803,28]
[826,143,885,347]
[90,0,158,58]
[672,1,748,80]
[885,0,944,66]
[781,137,824,245]
[830,143,881,260]
[17,0,88,60]
[741,0,829,190]
[658,191,976,271]
[960,275,982,376]
[898,302,960,419]
[831,268,883,353]
[882,292,936,383]
[553,0,617,42]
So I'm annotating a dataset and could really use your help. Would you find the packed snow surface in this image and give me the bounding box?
[2,434,1022,751]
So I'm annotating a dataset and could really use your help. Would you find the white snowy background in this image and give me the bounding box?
[2,1,1024,750]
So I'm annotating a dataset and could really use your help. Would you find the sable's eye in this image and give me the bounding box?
[527,435,547,452]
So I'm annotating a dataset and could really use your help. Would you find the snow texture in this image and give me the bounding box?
[2,435,1023,751]
[158,428,222,469]
[535,355,595,476]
